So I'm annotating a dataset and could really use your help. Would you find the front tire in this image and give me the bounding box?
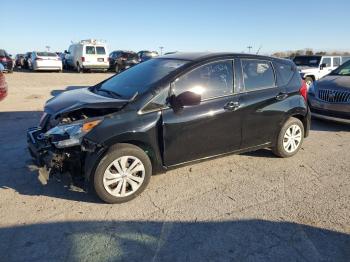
[93,143,152,204]
[272,117,304,158]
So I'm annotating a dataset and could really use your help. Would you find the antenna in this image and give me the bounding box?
[256,45,262,55]
[247,46,253,53]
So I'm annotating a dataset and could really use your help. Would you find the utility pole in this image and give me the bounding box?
[159,46,164,55]
[247,46,252,53]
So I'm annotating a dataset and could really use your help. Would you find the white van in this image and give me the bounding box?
[65,39,109,72]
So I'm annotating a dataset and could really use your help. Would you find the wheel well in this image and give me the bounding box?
[119,140,157,168]
[291,114,307,136]
[305,75,315,81]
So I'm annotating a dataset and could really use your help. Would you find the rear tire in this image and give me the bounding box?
[115,64,120,73]
[77,63,83,73]
[272,117,304,158]
[93,143,152,204]
[305,76,313,88]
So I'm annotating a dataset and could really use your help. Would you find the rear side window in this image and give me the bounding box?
[96,46,106,55]
[333,57,341,67]
[86,46,95,54]
[173,60,234,100]
[275,62,295,86]
[242,60,275,91]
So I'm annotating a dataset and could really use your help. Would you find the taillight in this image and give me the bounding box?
[0,57,7,62]
[81,57,85,62]
[300,80,307,102]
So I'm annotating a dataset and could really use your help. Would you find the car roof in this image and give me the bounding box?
[158,52,283,63]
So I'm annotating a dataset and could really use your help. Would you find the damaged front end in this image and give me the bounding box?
[27,107,120,187]
[27,86,130,186]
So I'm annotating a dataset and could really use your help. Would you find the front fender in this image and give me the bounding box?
[84,110,164,181]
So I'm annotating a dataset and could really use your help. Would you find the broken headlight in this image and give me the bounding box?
[45,119,101,148]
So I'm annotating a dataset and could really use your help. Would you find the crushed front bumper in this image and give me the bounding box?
[27,126,101,186]
[27,127,52,166]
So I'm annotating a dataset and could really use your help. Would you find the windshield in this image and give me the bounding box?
[97,58,188,99]
[293,56,321,67]
[331,60,350,76]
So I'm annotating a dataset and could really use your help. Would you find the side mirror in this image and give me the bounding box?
[169,91,201,113]
[320,63,327,70]
[64,50,69,54]
[176,91,201,106]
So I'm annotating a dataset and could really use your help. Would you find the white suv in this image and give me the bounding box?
[293,55,343,87]
[65,39,109,72]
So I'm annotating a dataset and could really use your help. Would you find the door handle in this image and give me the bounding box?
[275,92,288,101]
[224,101,240,111]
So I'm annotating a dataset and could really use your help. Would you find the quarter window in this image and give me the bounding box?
[275,62,294,86]
[173,60,234,100]
[242,60,275,91]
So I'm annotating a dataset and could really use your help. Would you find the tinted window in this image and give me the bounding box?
[97,59,188,99]
[293,56,321,67]
[333,57,341,67]
[142,88,169,113]
[86,46,95,54]
[242,60,275,91]
[37,52,57,57]
[173,60,234,100]
[96,46,106,55]
[322,58,331,67]
[275,62,294,86]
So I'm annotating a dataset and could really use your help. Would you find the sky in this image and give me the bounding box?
[2,0,350,55]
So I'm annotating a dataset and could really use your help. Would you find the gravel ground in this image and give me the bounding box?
[0,71,349,262]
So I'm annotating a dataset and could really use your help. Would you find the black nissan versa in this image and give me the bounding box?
[27,53,310,203]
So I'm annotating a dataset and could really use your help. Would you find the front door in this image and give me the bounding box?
[162,59,242,166]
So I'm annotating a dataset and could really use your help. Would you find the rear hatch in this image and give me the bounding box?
[122,52,139,65]
[83,46,108,65]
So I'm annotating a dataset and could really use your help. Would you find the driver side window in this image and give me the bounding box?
[173,60,234,100]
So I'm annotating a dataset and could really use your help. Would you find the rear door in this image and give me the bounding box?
[162,59,243,166]
[238,58,287,148]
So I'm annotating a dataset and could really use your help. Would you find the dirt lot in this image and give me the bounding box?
[0,71,349,261]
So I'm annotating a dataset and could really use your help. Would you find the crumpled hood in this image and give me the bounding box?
[317,75,350,90]
[44,87,129,116]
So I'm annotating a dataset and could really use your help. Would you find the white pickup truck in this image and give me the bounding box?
[293,55,350,87]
